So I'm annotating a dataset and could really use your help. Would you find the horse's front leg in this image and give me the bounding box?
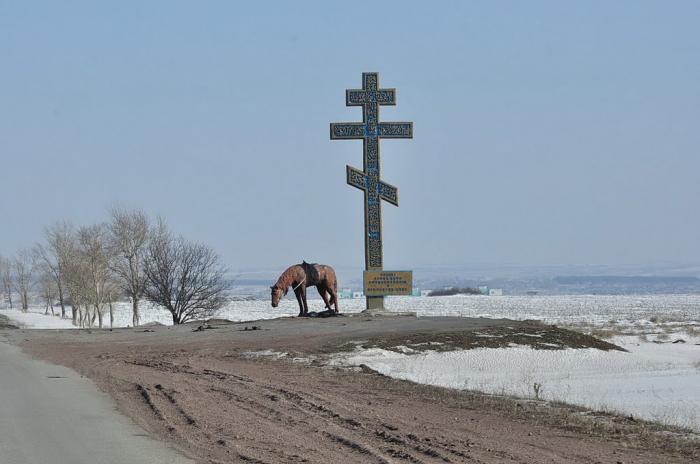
[294,288,304,317]
[301,286,309,316]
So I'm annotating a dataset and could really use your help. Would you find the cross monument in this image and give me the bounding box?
[330,72,413,311]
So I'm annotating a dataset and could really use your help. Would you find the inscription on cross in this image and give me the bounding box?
[330,72,413,310]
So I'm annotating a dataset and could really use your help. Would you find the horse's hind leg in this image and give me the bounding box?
[318,285,332,311]
[329,286,339,313]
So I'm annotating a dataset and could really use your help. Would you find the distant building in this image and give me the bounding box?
[478,286,489,295]
[352,291,364,299]
[488,288,503,296]
[411,288,421,297]
[420,290,431,297]
[338,288,353,299]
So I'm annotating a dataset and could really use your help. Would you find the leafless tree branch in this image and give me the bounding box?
[143,220,228,324]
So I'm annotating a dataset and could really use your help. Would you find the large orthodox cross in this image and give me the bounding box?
[330,72,413,310]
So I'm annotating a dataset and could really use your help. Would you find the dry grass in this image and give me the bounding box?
[587,328,618,340]
[566,321,700,344]
[570,323,637,339]
[663,325,678,334]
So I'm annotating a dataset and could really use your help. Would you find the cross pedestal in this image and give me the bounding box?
[330,72,413,311]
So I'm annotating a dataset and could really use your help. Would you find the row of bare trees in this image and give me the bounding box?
[0,209,229,327]
[0,251,34,312]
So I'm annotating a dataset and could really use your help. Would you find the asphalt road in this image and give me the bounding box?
[0,340,193,464]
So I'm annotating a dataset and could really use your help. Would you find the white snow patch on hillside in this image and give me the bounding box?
[332,335,700,431]
[0,309,76,329]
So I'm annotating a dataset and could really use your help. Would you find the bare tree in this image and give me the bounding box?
[38,271,57,316]
[104,275,121,329]
[0,255,13,309]
[14,249,35,312]
[63,241,87,326]
[108,208,149,327]
[76,224,113,328]
[34,222,74,319]
[64,258,90,327]
[143,221,228,324]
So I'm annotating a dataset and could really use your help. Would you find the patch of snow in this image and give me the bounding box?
[241,350,288,360]
[332,337,700,431]
[0,309,76,329]
[392,346,418,354]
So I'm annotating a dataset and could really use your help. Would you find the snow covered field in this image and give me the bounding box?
[2,294,699,430]
[3,293,699,329]
[331,334,700,431]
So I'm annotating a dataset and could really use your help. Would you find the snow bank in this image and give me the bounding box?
[0,309,76,329]
[332,335,700,431]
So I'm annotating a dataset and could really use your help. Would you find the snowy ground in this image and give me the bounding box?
[0,309,76,329]
[3,293,699,329]
[2,294,699,431]
[330,333,700,431]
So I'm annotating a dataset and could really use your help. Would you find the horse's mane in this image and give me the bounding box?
[274,265,302,290]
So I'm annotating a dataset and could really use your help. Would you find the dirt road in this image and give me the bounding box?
[2,315,696,463]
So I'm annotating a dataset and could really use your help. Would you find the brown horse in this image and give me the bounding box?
[271,261,339,316]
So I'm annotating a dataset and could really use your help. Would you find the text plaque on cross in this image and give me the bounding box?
[330,72,413,311]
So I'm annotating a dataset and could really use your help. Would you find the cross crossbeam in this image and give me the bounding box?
[346,165,398,206]
[330,72,413,310]
[329,122,413,140]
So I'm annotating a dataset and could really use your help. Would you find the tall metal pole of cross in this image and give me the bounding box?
[330,72,413,311]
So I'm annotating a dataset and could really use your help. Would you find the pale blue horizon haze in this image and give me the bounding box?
[1,1,699,273]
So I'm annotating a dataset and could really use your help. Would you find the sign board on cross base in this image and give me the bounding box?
[363,270,413,297]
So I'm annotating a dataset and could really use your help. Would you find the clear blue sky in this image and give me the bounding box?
[1,1,698,271]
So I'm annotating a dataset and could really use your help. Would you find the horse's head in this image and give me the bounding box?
[270,285,285,308]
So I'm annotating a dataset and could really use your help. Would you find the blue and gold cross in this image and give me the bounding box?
[330,72,413,307]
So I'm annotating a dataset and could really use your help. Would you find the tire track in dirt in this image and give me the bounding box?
[263,385,443,462]
[324,432,392,463]
[130,356,477,463]
[135,383,165,421]
[154,384,197,426]
[208,385,301,427]
[251,376,479,463]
